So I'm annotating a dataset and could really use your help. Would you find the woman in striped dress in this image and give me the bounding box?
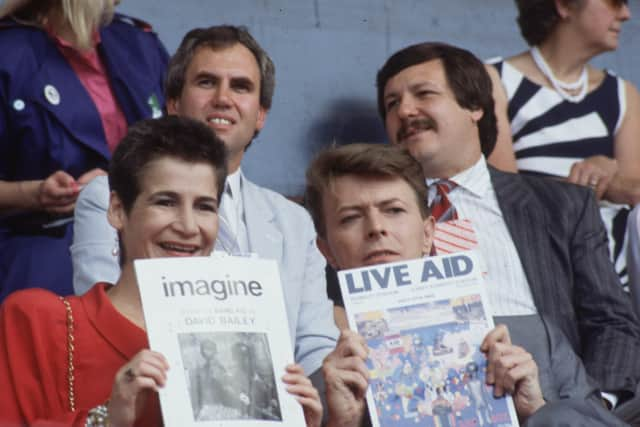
[486,0,640,292]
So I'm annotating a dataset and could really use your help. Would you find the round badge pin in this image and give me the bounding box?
[13,99,25,111]
[44,84,60,105]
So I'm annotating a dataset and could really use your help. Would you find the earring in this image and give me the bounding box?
[111,237,120,257]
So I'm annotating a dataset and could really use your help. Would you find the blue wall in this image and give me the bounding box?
[121,1,638,195]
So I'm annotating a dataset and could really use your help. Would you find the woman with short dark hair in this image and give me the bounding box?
[0,116,322,427]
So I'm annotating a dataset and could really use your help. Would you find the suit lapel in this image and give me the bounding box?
[241,177,284,262]
[489,167,553,312]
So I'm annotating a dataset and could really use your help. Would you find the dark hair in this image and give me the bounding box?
[109,115,228,213]
[515,0,583,46]
[376,42,497,157]
[305,143,429,238]
[165,25,275,110]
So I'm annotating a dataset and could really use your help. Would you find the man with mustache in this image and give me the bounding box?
[306,143,626,426]
[374,41,640,424]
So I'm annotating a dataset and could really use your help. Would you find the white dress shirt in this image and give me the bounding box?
[219,169,250,253]
[428,156,537,316]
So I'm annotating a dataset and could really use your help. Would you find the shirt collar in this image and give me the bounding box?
[47,27,101,51]
[426,156,491,198]
[225,168,243,206]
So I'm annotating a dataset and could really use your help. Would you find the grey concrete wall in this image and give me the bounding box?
[119,1,639,195]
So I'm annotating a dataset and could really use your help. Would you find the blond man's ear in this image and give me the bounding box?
[422,215,436,256]
[316,236,339,270]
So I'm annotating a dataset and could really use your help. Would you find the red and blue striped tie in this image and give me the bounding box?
[430,180,458,222]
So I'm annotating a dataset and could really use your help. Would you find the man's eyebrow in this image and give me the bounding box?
[192,70,218,81]
[336,197,403,211]
[195,195,218,203]
[336,203,364,213]
[408,81,439,91]
[230,75,256,88]
[146,190,178,201]
[378,197,403,205]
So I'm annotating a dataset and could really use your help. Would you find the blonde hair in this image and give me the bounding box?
[0,0,115,50]
[62,0,115,50]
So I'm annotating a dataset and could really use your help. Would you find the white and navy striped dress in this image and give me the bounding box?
[493,59,630,289]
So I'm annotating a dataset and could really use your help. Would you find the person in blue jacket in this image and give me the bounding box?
[0,0,169,302]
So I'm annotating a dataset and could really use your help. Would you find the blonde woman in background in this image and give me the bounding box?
[0,0,168,302]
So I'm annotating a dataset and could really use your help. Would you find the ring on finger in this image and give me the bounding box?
[589,178,599,188]
[125,367,136,382]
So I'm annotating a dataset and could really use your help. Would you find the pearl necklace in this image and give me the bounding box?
[530,46,588,103]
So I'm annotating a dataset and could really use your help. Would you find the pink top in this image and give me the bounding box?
[52,31,127,153]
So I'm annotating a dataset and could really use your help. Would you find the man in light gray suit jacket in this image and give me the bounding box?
[305,143,626,426]
[375,41,640,424]
[71,26,338,381]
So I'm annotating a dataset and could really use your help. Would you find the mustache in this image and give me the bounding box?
[397,117,437,141]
